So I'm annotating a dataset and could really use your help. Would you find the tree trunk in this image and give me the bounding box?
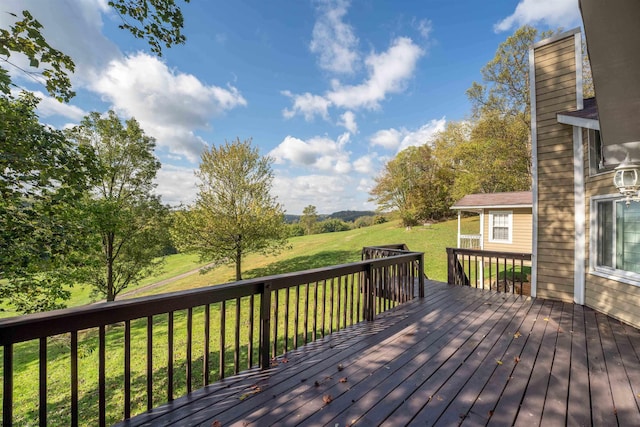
[106,233,115,301]
[235,246,242,281]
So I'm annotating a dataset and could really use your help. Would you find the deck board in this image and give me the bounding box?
[115,281,640,427]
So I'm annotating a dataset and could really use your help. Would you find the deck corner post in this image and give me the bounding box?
[446,248,455,285]
[418,253,425,298]
[259,282,272,370]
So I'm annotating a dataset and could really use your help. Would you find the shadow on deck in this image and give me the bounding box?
[117,280,640,426]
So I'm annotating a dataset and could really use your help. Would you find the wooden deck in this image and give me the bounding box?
[117,281,640,426]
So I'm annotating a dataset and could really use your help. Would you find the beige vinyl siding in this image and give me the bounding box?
[533,34,577,302]
[583,129,640,328]
[482,208,532,253]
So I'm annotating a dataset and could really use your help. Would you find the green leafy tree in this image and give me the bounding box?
[0,10,75,101]
[0,93,97,312]
[108,0,190,56]
[300,205,318,235]
[172,138,289,281]
[370,145,453,226]
[466,25,555,127]
[1,1,189,100]
[68,111,169,301]
[433,115,530,201]
[317,218,351,233]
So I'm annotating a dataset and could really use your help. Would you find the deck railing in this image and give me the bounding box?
[446,247,532,296]
[0,246,424,427]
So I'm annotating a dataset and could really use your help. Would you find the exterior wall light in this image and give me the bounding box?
[614,162,640,205]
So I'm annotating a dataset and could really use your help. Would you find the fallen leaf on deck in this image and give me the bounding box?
[496,359,503,365]
[544,317,549,321]
[323,394,333,404]
[513,331,522,338]
[514,356,521,363]
[212,421,221,427]
[339,377,348,383]
[282,357,289,363]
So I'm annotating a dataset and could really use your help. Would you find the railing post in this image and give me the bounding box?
[418,253,425,298]
[363,263,374,321]
[259,282,272,369]
[446,248,455,285]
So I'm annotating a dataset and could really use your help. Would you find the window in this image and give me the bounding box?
[592,197,640,279]
[489,211,512,243]
[588,129,607,175]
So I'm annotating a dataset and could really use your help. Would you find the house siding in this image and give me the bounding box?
[583,129,640,327]
[482,208,532,253]
[533,33,578,302]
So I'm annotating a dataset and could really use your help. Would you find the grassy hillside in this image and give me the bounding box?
[1,216,478,318]
[130,216,479,297]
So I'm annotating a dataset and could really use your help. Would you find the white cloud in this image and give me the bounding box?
[272,174,374,214]
[413,18,433,40]
[326,37,424,110]
[338,111,358,133]
[370,118,446,152]
[154,164,199,206]
[353,154,377,174]
[283,37,423,120]
[270,133,352,174]
[282,91,331,121]
[370,128,403,150]
[23,90,87,121]
[309,0,359,74]
[91,53,247,162]
[495,0,581,33]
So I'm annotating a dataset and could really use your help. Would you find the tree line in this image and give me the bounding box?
[369,26,594,227]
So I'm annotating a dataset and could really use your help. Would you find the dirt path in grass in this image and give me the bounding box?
[117,263,216,299]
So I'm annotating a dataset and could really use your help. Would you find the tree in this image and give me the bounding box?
[68,111,169,301]
[1,1,189,100]
[300,205,318,235]
[466,26,555,128]
[172,138,289,281]
[369,145,453,226]
[0,93,97,312]
[317,218,351,233]
[433,115,531,201]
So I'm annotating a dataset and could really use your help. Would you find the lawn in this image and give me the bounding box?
[130,216,473,298]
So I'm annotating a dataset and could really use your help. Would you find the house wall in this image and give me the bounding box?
[583,129,640,327]
[482,208,533,253]
[532,31,579,302]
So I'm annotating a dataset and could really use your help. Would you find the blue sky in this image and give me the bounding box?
[2,0,582,214]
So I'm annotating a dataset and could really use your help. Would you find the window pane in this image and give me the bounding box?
[617,201,640,273]
[494,227,509,240]
[597,201,613,267]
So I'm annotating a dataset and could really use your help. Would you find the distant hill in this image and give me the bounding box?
[285,210,376,223]
[328,210,376,222]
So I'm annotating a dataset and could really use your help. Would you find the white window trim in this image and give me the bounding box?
[590,194,640,287]
[488,210,513,244]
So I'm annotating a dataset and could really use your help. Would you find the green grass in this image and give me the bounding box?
[1,216,470,425]
[131,217,468,297]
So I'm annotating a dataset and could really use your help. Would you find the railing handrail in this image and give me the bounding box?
[0,252,423,346]
[447,247,531,260]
